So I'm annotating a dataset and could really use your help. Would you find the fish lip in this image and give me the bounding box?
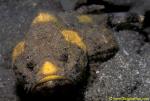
[32,75,71,91]
[38,75,67,84]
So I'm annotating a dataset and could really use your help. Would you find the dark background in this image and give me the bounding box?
[0,0,150,101]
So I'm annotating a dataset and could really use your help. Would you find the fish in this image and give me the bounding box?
[12,11,118,95]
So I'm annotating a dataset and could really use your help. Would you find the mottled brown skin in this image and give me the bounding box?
[58,13,118,61]
[12,12,118,95]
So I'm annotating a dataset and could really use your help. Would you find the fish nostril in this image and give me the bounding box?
[26,61,36,71]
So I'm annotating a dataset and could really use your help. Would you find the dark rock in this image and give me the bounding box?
[144,27,150,41]
[114,30,145,54]
[102,0,150,30]
[102,0,150,14]
[139,43,150,59]
[108,13,143,31]
[0,66,18,101]
[59,0,86,11]
[85,50,150,101]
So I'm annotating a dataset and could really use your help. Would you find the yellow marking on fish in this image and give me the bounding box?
[12,41,25,63]
[32,12,57,24]
[38,75,66,84]
[77,15,93,24]
[61,30,87,51]
[39,61,59,75]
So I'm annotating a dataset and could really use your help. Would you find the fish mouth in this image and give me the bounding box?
[38,75,67,84]
[32,75,71,90]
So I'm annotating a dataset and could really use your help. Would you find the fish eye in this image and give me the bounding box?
[26,55,32,60]
[26,61,36,71]
[59,53,69,62]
